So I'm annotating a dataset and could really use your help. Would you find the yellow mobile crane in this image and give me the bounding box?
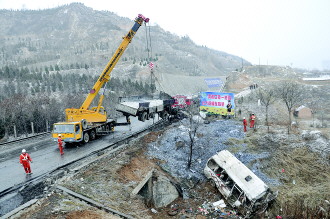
[52,14,149,143]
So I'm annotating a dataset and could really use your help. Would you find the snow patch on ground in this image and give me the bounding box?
[146,119,279,186]
[302,130,330,155]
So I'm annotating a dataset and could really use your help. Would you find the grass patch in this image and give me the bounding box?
[227,145,244,154]
[223,137,245,145]
[265,147,330,217]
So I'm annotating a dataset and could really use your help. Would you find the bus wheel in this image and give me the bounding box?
[83,132,90,143]
[210,179,216,188]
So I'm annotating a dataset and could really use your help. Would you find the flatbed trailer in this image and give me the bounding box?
[116,99,177,122]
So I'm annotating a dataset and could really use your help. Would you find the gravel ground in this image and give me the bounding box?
[146,118,279,186]
[5,116,329,218]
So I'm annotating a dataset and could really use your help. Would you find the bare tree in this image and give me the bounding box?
[256,86,277,132]
[0,98,14,139]
[305,89,322,127]
[182,103,201,168]
[277,81,306,134]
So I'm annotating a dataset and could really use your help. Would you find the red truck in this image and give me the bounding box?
[172,95,193,109]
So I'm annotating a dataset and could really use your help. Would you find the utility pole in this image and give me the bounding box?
[259,57,261,76]
[241,57,243,72]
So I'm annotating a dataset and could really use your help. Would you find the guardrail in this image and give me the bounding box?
[0,132,50,146]
[0,119,165,197]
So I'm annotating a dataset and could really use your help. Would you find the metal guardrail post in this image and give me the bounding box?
[31,122,34,135]
[46,120,49,132]
[13,125,17,139]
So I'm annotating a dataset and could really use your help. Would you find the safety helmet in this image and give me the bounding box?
[243,117,245,119]
[22,149,26,153]
[58,134,62,137]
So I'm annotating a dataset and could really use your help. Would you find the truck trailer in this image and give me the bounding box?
[115,98,177,122]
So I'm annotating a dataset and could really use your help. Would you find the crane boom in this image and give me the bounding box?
[65,14,149,123]
[81,14,149,110]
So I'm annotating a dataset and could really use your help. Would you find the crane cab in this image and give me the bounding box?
[52,121,82,143]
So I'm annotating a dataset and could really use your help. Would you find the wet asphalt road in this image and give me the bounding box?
[0,116,161,193]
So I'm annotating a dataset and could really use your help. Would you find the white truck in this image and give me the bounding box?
[115,98,177,122]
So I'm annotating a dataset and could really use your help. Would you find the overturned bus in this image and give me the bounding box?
[204,150,277,218]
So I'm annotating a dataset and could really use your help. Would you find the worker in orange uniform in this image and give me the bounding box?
[19,149,32,174]
[58,134,64,155]
[250,113,256,129]
[243,117,247,132]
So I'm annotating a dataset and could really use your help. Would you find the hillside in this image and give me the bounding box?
[0,2,249,81]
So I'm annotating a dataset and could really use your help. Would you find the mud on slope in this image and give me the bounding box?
[56,130,237,219]
[7,118,330,218]
[9,192,120,219]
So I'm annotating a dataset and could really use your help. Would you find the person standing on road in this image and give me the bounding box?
[250,113,256,129]
[19,149,32,174]
[57,134,64,155]
[243,117,247,132]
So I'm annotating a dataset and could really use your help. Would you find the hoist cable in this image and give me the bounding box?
[148,25,153,61]
[144,23,151,60]
[144,22,165,93]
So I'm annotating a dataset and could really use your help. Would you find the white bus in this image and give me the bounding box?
[204,150,277,217]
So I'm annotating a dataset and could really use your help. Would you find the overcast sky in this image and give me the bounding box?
[1,0,330,70]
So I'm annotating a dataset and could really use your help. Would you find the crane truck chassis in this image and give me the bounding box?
[52,119,116,144]
[52,14,149,144]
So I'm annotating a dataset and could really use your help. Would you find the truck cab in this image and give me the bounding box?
[172,95,192,109]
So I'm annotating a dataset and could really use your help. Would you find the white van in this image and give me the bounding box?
[204,150,277,217]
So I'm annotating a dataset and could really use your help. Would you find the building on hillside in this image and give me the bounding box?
[293,105,312,119]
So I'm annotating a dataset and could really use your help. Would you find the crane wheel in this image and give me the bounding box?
[81,119,88,130]
[161,111,169,121]
[90,130,96,140]
[141,112,147,122]
[83,132,90,143]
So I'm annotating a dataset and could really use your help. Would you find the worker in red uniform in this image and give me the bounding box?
[250,113,256,129]
[19,149,32,174]
[243,117,247,132]
[58,134,64,155]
